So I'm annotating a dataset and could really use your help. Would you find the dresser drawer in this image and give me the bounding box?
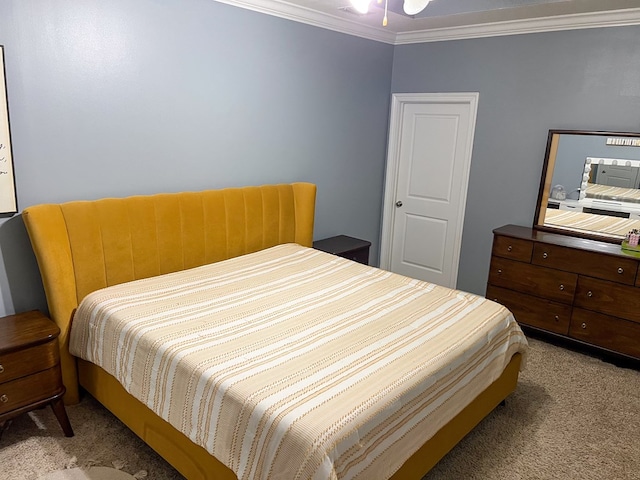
[570,308,640,359]
[0,340,58,384]
[574,276,640,323]
[492,235,533,263]
[488,256,577,304]
[486,285,571,335]
[532,243,638,285]
[0,366,63,415]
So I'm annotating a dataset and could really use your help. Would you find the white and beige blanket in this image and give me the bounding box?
[585,183,640,204]
[70,244,527,480]
[545,208,640,237]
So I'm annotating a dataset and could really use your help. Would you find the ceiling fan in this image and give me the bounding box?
[350,0,433,25]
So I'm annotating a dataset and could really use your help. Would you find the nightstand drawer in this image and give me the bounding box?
[0,311,73,437]
[0,341,58,384]
[341,247,369,265]
[0,367,63,415]
[313,235,371,266]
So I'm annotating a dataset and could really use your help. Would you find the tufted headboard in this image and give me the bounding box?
[23,182,316,403]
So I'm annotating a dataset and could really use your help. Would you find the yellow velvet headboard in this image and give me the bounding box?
[23,182,316,403]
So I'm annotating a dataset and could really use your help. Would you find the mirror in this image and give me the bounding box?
[534,130,640,242]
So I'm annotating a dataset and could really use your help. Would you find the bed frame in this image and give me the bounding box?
[23,182,522,480]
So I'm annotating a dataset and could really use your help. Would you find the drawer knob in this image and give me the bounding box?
[554,315,559,322]
[497,269,502,275]
[0,364,4,374]
[581,322,587,329]
[559,284,564,291]
[542,252,548,259]
[0,394,7,403]
[587,291,593,297]
[617,267,624,274]
[507,245,513,252]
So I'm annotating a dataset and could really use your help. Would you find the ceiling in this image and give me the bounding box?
[216,0,640,44]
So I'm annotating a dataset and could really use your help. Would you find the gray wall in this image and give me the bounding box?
[391,26,640,295]
[0,0,394,317]
[2,1,640,317]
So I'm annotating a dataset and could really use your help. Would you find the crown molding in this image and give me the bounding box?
[395,7,640,44]
[215,0,397,44]
[215,0,640,45]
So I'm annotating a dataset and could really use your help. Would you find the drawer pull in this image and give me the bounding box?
[0,364,4,374]
[542,252,548,259]
[559,284,564,291]
[581,322,587,329]
[507,245,513,252]
[587,291,593,297]
[0,394,7,403]
[617,267,624,274]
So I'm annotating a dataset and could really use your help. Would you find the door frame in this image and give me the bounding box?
[379,92,479,287]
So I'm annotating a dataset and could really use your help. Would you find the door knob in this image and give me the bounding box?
[395,201,403,207]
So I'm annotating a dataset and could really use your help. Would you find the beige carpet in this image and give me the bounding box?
[38,466,140,480]
[1,338,638,480]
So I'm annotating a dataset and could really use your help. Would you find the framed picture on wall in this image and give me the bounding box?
[0,45,17,214]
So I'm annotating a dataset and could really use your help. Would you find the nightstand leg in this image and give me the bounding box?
[50,398,74,437]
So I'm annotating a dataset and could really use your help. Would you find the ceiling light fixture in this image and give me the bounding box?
[403,0,433,16]
[349,0,433,26]
[350,0,372,14]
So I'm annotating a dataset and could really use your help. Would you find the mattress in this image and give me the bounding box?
[70,244,528,480]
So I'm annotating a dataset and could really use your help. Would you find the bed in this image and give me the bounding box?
[544,208,640,238]
[584,183,640,204]
[23,182,527,480]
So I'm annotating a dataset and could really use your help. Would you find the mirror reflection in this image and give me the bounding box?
[535,130,640,241]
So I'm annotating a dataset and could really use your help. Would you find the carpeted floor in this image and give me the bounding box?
[1,338,639,480]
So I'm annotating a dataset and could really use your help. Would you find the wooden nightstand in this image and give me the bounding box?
[0,310,73,439]
[313,235,372,265]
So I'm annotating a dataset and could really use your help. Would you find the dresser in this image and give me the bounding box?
[0,311,73,438]
[486,225,640,363]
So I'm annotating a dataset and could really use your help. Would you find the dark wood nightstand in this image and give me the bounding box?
[0,310,73,439]
[313,235,372,265]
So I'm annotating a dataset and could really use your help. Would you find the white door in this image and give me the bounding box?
[380,93,478,288]
[596,165,640,188]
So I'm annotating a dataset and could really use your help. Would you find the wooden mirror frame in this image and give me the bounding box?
[534,129,640,244]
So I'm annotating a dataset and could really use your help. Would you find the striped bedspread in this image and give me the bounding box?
[545,208,640,237]
[70,244,528,480]
[585,183,640,204]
